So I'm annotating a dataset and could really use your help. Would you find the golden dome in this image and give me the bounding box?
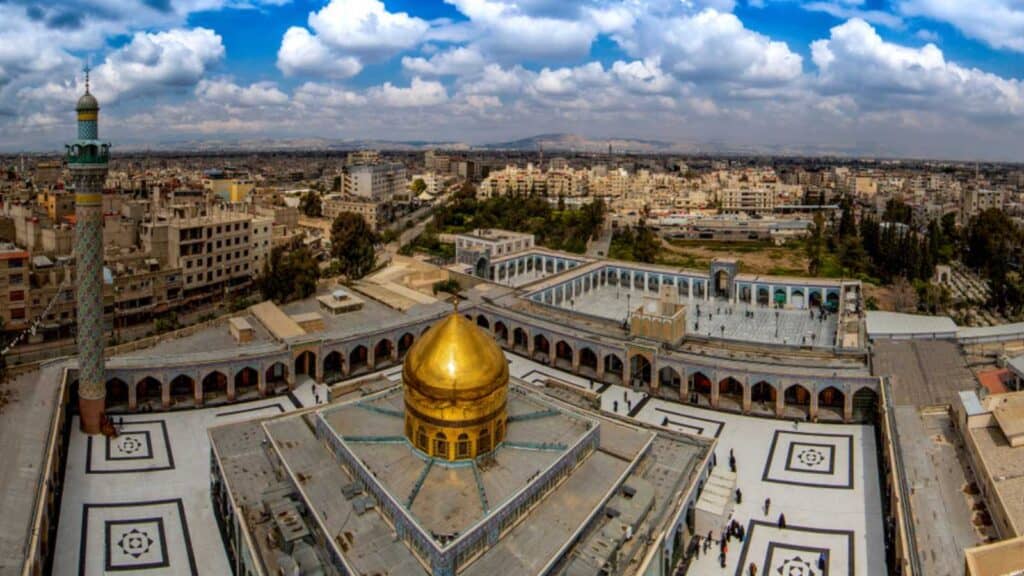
[403,312,508,401]
[402,312,509,461]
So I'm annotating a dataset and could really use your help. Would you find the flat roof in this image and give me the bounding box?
[967,423,1024,536]
[965,536,1024,576]
[865,311,957,339]
[250,300,306,340]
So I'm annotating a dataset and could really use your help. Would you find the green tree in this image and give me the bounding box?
[632,220,660,263]
[331,212,379,280]
[259,246,320,303]
[299,190,323,217]
[432,278,460,295]
[806,213,825,276]
[882,199,912,224]
[410,178,427,194]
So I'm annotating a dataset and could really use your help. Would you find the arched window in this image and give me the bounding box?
[433,432,448,458]
[478,428,492,455]
[456,433,470,458]
[416,426,428,451]
[495,420,505,443]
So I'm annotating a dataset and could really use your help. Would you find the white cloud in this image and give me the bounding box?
[442,0,600,60]
[196,79,288,107]
[369,76,448,107]
[611,59,676,94]
[293,82,367,108]
[626,9,803,85]
[401,47,486,76]
[803,2,903,28]
[91,28,225,102]
[277,27,362,78]
[278,0,427,79]
[898,0,1024,52]
[811,19,1024,118]
[534,62,610,96]
[307,0,428,56]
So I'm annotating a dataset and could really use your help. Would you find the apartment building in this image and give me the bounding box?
[145,211,253,302]
[251,216,273,276]
[0,244,30,330]
[962,188,1006,220]
[424,150,451,173]
[343,162,408,201]
[720,187,776,214]
[323,195,389,231]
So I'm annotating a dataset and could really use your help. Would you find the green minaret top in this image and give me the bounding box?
[67,66,109,166]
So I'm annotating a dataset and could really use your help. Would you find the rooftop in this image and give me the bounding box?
[210,379,708,576]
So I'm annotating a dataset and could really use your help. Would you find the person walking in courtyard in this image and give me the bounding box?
[778,513,786,528]
[749,562,758,576]
[729,451,736,472]
[735,488,742,504]
[818,552,826,571]
[764,497,771,516]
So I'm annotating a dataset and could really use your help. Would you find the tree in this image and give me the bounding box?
[410,178,427,195]
[259,246,320,303]
[432,278,460,295]
[891,276,918,313]
[632,220,660,263]
[806,213,825,276]
[331,212,379,280]
[299,191,323,217]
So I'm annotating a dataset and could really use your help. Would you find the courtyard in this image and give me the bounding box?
[53,352,882,575]
[561,283,838,348]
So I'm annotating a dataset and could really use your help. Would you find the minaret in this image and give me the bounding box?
[67,68,110,434]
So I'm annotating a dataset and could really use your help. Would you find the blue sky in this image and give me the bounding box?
[1,0,1023,161]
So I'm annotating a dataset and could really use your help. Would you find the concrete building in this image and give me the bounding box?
[323,194,389,231]
[720,187,776,214]
[205,177,254,203]
[144,211,253,302]
[344,162,408,201]
[251,215,273,276]
[454,229,535,276]
[962,188,1006,220]
[424,150,451,173]
[0,244,30,331]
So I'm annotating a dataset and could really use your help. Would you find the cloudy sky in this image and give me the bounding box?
[2,0,1023,160]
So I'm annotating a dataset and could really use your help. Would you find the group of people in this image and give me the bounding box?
[689,448,815,576]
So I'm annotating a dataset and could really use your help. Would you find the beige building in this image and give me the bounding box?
[144,211,253,301]
[0,244,30,331]
[251,216,273,276]
[955,389,1024,576]
[343,162,407,201]
[323,195,388,231]
[720,187,776,213]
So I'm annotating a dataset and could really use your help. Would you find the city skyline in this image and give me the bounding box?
[2,0,1024,161]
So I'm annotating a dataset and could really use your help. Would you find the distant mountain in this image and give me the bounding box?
[106,132,890,159]
[481,133,701,154]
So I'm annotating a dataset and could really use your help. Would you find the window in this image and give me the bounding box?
[456,433,470,458]
[478,428,491,454]
[11,308,25,319]
[416,426,428,451]
[433,432,448,458]
[9,290,24,302]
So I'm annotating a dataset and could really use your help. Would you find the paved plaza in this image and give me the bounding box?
[53,352,882,575]
[563,285,838,348]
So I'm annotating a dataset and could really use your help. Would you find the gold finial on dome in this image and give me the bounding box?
[402,311,508,461]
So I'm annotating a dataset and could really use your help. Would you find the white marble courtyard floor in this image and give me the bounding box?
[53,353,883,576]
